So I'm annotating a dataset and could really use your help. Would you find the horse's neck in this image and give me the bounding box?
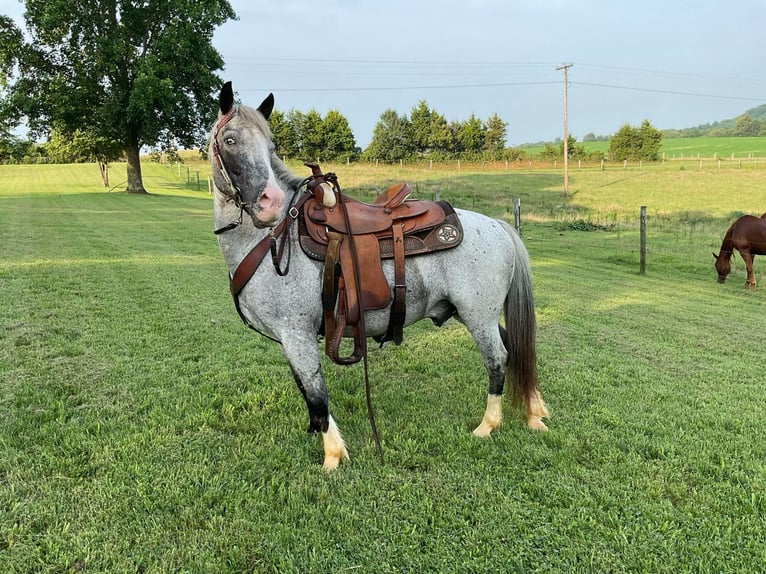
[719,226,735,254]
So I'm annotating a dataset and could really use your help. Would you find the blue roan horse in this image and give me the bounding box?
[209,82,548,469]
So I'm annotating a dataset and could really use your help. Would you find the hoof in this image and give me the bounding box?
[473,394,503,438]
[322,453,346,471]
[321,416,349,471]
[472,422,496,438]
[527,417,549,431]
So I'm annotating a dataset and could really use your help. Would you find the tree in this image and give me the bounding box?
[300,109,325,162]
[408,100,452,157]
[286,109,307,158]
[363,109,412,162]
[0,15,22,90]
[608,120,662,161]
[0,129,38,163]
[321,110,356,161]
[455,114,485,156]
[42,127,120,185]
[637,119,662,160]
[427,111,453,156]
[0,1,236,193]
[409,100,433,154]
[733,113,760,137]
[483,113,507,158]
[269,109,298,159]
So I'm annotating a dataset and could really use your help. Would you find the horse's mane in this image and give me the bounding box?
[238,105,306,192]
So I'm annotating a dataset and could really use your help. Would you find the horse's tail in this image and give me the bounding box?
[502,222,548,426]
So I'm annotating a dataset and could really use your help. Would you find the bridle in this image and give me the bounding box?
[211,107,318,277]
[210,106,261,234]
[715,249,732,282]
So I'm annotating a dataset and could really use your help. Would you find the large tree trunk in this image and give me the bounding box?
[124,140,147,194]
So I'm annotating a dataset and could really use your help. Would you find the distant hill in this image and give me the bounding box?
[519,104,766,148]
[661,103,766,138]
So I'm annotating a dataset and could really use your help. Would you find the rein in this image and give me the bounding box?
[316,171,384,464]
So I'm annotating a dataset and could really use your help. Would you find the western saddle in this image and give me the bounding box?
[228,163,463,365]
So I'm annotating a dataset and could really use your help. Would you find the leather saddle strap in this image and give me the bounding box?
[383,223,407,345]
[323,232,366,365]
[322,232,343,358]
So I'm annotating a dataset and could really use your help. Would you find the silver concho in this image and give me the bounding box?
[436,224,459,244]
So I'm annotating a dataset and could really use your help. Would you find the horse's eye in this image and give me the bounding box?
[224,137,236,145]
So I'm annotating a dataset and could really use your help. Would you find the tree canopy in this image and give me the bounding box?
[608,120,663,161]
[363,102,513,162]
[364,109,412,163]
[269,107,357,162]
[0,0,236,192]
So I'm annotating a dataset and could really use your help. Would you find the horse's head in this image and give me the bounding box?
[210,82,286,228]
[712,251,731,283]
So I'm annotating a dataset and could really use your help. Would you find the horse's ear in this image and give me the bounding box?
[712,252,718,260]
[257,93,275,120]
[219,81,234,115]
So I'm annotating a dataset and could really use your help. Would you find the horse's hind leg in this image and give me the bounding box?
[742,253,756,290]
[283,336,349,470]
[742,253,755,291]
[471,323,547,435]
[468,323,508,438]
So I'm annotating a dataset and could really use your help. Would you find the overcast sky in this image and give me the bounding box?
[3,0,765,147]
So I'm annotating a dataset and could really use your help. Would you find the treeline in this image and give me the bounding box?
[0,128,118,165]
[4,104,763,166]
[361,101,517,162]
[266,100,525,164]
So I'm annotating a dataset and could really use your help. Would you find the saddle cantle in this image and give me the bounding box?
[298,176,464,365]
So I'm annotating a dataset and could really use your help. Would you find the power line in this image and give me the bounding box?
[236,81,560,93]
[571,81,765,102]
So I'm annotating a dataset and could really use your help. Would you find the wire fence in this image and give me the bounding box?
[158,156,759,282]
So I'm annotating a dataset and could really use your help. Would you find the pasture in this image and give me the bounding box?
[524,135,766,163]
[1,161,765,572]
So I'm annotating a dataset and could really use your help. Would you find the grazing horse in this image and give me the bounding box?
[209,82,547,469]
[713,214,766,290]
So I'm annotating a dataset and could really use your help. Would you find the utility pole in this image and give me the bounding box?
[556,63,573,196]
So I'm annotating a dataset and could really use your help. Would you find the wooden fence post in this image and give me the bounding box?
[513,198,521,234]
[640,205,647,274]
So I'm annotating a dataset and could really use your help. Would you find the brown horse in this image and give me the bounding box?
[713,215,766,290]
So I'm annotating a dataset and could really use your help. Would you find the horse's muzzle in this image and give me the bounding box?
[717,276,726,284]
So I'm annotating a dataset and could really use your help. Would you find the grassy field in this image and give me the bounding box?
[522,135,766,161]
[1,161,765,572]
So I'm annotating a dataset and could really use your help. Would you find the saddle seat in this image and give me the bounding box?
[298,181,464,365]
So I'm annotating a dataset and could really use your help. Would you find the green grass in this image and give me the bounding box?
[523,136,766,161]
[1,162,765,572]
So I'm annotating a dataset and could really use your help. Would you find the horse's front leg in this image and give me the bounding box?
[741,252,757,290]
[282,334,349,470]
